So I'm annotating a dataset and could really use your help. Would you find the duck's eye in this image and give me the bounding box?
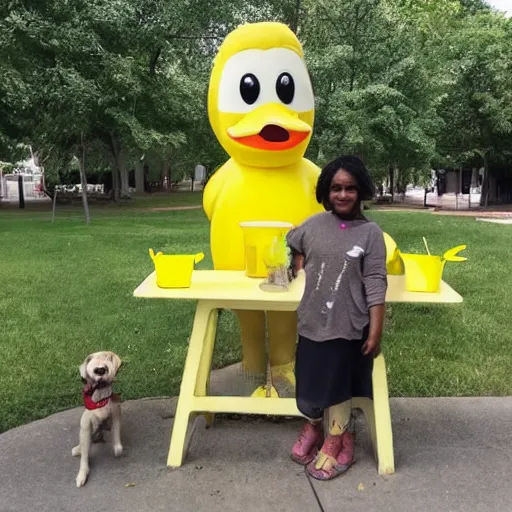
[276,72,295,105]
[217,49,313,113]
[239,73,260,105]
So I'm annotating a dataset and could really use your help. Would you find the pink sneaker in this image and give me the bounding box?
[291,422,324,465]
[337,430,355,468]
[307,430,355,480]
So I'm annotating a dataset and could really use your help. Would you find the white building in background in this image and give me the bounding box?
[0,156,48,203]
[397,168,483,210]
[0,169,7,200]
[194,164,206,182]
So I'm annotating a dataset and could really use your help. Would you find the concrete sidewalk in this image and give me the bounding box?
[1,395,511,512]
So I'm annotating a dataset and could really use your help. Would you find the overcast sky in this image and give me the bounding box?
[486,0,512,16]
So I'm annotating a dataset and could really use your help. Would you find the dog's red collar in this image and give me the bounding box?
[83,391,110,410]
[82,384,120,410]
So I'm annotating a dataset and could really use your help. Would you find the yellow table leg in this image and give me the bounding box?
[352,397,377,459]
[167,301,217,467]
[195,306,218,429]
[373,354,395,475]
[194,307,218,397]
[372,353,394,475]
[354,354,395,475]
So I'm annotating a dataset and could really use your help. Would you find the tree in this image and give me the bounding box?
[436,12,512,206]
[1,0,239,204]
[300,0,442,192]
[2,0,512,211]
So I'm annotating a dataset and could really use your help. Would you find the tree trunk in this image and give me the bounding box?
[32,148,41,168]
[119,163,130,198]
[149,47,162,75]
[52,189,58,222]
[110,134,130,199]
[108,135,120,202]
[480,153,490,208]
[396,168,402,201]
[135,159,145,194]
[111,164,120,202]
[388,165,395,202]
[18,174,25,209]
[290,0,302,33]
[77,143,91,225]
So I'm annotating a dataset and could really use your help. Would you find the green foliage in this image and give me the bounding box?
[1,0,511,196]
[437,13,512,162]
[302,0,443,184]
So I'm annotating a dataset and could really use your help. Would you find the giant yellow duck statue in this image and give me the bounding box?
[204,22,323,388]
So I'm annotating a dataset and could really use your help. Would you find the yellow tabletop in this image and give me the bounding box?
[133,270,463,307]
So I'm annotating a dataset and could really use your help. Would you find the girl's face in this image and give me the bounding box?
[329,169,359,216]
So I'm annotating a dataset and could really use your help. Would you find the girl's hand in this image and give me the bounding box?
[294,253,305,272]
[362,337,381,356]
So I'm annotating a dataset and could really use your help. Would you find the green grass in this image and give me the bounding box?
[1,202,511,433]
[0,205,240,433]
[377,212,512,397]
[124,191,203,209]
[0,190,203,216]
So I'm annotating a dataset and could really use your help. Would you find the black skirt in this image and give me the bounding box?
[295,328,373,418]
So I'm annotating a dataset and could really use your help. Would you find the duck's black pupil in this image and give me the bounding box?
[276,72,295,105]
[240,73,260,105]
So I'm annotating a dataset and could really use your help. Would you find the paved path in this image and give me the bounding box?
[1,393,511,512]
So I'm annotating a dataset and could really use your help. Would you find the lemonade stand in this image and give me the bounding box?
[135,225,464,476]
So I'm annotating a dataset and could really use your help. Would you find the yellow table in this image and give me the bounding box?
[133,270,462,475]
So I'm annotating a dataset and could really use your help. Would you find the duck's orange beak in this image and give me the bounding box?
[227,103,311,151]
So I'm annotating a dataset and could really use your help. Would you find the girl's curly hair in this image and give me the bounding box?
[316,155,375,210]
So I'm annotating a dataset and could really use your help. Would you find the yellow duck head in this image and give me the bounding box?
[208,22,315,169]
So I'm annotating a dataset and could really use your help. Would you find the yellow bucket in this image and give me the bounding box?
[149,249,204,288]
[401,245,467,293]
[239,221,293,278]
[401,254,445,292]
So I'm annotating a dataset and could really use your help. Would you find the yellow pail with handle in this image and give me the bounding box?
[239,221,293,278]
[149,249,204,288]
[401,245,467,292]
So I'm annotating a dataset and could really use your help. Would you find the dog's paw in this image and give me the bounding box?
[76,469,89,487]
[114,443,123,457]
[71,445,81,457]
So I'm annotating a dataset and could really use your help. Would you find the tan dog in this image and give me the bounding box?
[72,351,122,487]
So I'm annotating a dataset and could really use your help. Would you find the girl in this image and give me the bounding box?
[286,155,387,481]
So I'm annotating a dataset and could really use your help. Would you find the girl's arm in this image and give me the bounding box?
[362,226,388,355]
[289,251,305,279]
[363,304,385,355]
[287,224,306,277]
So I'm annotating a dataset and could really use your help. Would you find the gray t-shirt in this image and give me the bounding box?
[287,212,387,342]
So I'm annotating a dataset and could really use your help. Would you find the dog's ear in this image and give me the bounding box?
[107,352,122,374]
[79,355,92,380]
